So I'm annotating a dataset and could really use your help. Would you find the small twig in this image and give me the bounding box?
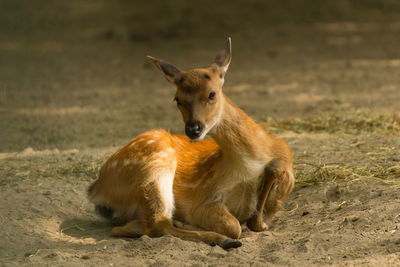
[337,201,347,210]
[60,224,86,234]
[286,203,299,215]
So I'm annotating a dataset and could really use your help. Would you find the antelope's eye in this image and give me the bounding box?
[174,97,181,105]
[208,92,216,101]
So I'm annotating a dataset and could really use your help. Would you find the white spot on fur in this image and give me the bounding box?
[155,152,168,158]
[111,161,118,168]
[167,147,175,153]
[256,130,266,138]
[199,156,210,164]
[158,172,175,219]
[147,140,156,145]
[134,137,145,144]
[129,141,136,148]
[123,158,131,166]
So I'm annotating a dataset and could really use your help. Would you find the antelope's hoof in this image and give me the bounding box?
[247,217,267,232]
[220,238,242,250]
[252,222,267,232]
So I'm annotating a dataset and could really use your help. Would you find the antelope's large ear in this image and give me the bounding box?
[213,37,232,77]
[147,56,183,85]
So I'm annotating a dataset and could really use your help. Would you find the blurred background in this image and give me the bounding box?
[1,0,400,152]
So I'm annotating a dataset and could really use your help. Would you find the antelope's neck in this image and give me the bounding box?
[210,95,270,167]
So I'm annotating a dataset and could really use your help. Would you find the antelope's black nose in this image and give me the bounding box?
[185,121,204,140]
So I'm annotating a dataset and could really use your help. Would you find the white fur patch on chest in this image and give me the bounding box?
[224,157,267,185]
[223,178,260,222]
[216,157,267,221]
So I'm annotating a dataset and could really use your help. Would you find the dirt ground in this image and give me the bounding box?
[1,1,400,266]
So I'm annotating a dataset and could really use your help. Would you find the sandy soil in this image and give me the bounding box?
[1,1,400,266]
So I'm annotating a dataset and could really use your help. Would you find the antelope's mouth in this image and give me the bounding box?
[186,132,206,142]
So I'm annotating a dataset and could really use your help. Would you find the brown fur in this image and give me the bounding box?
[88,38,294,249]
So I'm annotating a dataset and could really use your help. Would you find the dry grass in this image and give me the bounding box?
[56,156,104,181]
[260,109,400,187]
[261,109,400,135]
[0,154,105,188]
[295,162,400,187]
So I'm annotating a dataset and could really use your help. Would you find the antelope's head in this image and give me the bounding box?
[148,38,232,141]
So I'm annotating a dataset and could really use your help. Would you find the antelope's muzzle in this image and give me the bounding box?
[185,120,204,140]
